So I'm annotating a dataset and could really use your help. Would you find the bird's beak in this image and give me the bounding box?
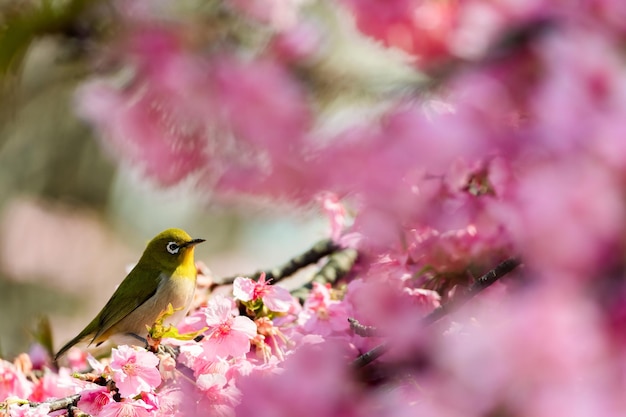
[183,238,206,248]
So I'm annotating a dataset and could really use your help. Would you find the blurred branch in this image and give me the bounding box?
[348,317,380,337]
[422,17,557,92]
[422,257,522,325]
[291,247,358,300]
[215,238,341,286]
[351,257,522,369]
[0,0,98,76]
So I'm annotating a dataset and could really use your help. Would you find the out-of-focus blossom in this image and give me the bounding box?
[29,368,80,402]
[503,158,624,280]
[318,192,346,241]
[7,403,50,417]
[236,342,362,417]
[196,372,241,417]
[339,0,457,62]
[0,360,32,401]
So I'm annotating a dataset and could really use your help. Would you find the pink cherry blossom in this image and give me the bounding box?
[233,273,293,313]
[202,296,258,359]
[110,346,162,397]
[77,386,114,416]
[299,283,352,338]
[99,399,154,417]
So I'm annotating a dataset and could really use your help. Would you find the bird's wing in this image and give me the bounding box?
[90,262,162,343]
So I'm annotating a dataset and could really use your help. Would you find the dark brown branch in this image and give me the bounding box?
[352,257,522,368]
[422,257,522,325]
[216,239,341,286]
[291,247,358,300]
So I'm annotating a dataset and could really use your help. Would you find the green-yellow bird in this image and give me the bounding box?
[55,228,205,360]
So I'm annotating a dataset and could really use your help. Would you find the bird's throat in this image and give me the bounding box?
[174,247,198,281]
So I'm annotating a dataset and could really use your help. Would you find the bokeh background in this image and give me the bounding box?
[0,2,333,357]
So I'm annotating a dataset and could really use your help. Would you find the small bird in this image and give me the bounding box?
[55,228,205,360]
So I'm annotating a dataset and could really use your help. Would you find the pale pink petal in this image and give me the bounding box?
[203,331,252,359]
[110,346,162,397]
[232,277,256,302]
[231,316,258,338]
[263,286,294,313]
[99,400,152,417]
[205,296,236,327]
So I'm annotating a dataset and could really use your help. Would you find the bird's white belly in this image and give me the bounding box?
[112,272,196,342]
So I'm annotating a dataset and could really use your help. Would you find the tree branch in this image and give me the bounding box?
[291,247,358,300]
[351,257,522,368]
[216,239,341,286]
[29,393,81,413]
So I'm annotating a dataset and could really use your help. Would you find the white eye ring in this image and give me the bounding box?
[166,242,180,254]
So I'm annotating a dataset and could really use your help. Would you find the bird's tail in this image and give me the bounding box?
[54,331,91,361]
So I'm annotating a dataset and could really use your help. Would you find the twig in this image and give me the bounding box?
[351,344,389,369]
[351,257,522,368]
[69,405,91,417]
[29,393,81,412]
[348,317,380,337]
[422,257,522,325]
[216,239,341,286]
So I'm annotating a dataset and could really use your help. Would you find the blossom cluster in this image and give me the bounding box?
[5,0,626,415]
[2,271,441,417]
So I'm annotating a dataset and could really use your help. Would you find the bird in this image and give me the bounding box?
[55,228,205,360]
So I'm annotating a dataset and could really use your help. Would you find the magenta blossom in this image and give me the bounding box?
[233,273,293,313]
[110,346,162,397]
[202,295,258,359]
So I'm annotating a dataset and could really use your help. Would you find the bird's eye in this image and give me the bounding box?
[166,242,180,254]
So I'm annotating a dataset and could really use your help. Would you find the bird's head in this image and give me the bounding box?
[143,228,205,271]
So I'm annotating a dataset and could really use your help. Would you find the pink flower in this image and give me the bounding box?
[110,346,162,397]
[77,386,113,416]
[99,399,153,417]
[202,296,257,359]
[233,273,293,313]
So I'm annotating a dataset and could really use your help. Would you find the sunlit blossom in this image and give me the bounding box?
[202,296,258,359]
[110,346,162,397]
[233,273,293,313]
